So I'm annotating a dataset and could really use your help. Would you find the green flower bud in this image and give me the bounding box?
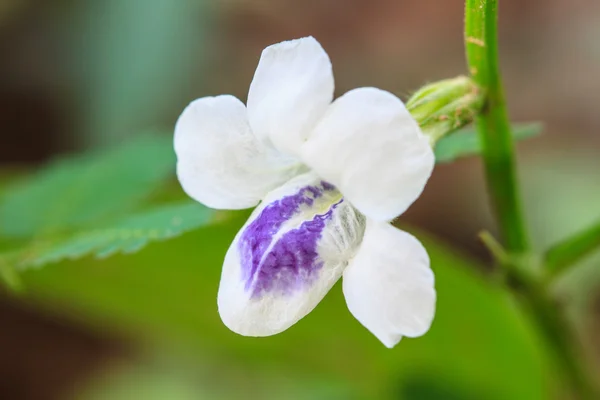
[407,76,485,144]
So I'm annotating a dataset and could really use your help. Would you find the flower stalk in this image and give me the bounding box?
[465,1,597,397]
[465,0,529,254]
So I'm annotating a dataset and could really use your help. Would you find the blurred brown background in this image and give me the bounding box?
[1,0,599,398]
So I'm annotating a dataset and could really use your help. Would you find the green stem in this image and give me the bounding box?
[464,0,529,253]
[545,220,600,278]
[506,260,596,399]
[465,1,597,397]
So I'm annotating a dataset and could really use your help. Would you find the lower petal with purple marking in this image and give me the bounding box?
[218,172,365,336]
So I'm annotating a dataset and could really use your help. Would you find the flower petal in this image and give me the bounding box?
[342,220,435,348]
[247,37,334,156]
[218,172,365,336]
[175,95,304,209]
[301,87,434,221]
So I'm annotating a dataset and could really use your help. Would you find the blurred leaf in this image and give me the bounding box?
[77,353,355,400]
[545,220,600,277]
[16,202,213,269]
[522,151,600,326]
[78,360,214,400]
[398,374,489,400]
[0,256,22,292]
[21,215,551,399]
[75,0,210,146]
[0,134,174,238]
[434,122,542,164]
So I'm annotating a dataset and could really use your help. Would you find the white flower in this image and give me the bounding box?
[174,37,436,348]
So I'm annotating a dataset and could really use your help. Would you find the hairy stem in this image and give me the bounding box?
[464,0,529,253]
[465,1,597,397]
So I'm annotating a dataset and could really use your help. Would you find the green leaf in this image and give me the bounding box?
[15,201,214,269]
[78,354,355,400]
[0,255,23,292]
[545,219,600,277]
[0,134,174,238]
[434,122,542,164]
[21,216,552,399]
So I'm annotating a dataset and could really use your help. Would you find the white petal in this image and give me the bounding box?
[218,173,365,336]
[175,95,304,209]
[343,220,435,348]
[301,87,434,222]
[247,37,334,157]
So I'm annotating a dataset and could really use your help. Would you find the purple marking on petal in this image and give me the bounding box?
[321,181,335,191]
[238,181,341,298]
[250,199,343,297]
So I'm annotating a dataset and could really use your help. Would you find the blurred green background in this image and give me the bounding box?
[1,0,599,399]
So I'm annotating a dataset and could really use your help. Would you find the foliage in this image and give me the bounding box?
[1,1,599,397]
[434,123,542,164]
[16,202,214,269]
[0,123,542,274]
[465,1,598,397]
[0,134,175,238]
[0,133,216,272]
[0,120,559,398]
[544,220,600,276]
[21,216,550,400]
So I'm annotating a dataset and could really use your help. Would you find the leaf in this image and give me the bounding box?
[434,122,542,164]
[17,201,214,269]
[78,354,355,400]
[73,0,208,146]
[398,373,490,400]
[21,216,552,399]
[0,134,174,238]
[545,219,600,277]
[0,255,23,292]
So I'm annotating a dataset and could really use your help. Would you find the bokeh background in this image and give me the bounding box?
[1,0,600,399]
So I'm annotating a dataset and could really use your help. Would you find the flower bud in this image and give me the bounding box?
[407,76,485,144]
